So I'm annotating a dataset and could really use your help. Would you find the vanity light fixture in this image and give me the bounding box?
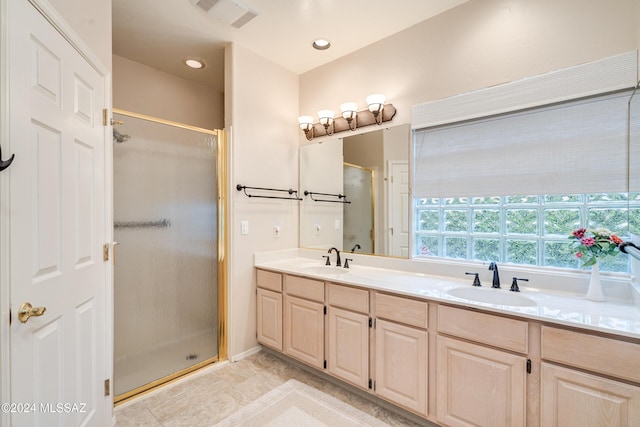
[297,94,396,141]
[298,115,315,141]
[317,109,335,136]
[366,93,386,124]
[340,102,358,131]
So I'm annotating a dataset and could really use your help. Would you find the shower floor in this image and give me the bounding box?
[114,330,218,397]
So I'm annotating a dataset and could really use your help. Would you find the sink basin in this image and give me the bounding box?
[446,287,537,307]
[300,266,350,275]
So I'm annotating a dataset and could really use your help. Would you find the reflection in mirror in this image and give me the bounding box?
[299,124,410,257]
[343,163,374,253]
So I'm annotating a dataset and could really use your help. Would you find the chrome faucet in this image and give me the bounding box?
[328,247,342,267]
[489,262,500,288]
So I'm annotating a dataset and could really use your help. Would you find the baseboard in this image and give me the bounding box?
[230,345,262,362]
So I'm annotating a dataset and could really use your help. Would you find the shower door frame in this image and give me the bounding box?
[112,108,228,404]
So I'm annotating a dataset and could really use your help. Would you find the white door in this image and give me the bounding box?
[388,161,409,257]
[8,1,110,426]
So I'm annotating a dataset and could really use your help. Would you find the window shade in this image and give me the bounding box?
[413,90,638,198]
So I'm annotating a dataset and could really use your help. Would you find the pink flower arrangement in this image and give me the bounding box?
[569,227,623,267]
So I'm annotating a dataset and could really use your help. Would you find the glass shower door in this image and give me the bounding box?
[343,163,374,253]
[112,111,219,399]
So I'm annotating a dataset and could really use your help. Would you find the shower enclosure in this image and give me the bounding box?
[343,163,374,253]
[112,110,224,402]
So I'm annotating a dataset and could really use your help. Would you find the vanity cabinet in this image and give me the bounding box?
[540,326,640,426]
[283,275,325,369]
[256,269,283,351]
[326,283,370,389]
[256,266,640,427]
[436,305,527,427]
[374,292,429,417]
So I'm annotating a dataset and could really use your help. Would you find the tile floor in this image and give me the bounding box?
[114,350,432,426]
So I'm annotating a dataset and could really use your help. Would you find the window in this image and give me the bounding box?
[415,193,637,272]
[411,52,639,273]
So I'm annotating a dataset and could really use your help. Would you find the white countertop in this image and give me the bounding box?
[254,254,640,341]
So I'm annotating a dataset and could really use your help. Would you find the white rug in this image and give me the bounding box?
[213,379,391,427]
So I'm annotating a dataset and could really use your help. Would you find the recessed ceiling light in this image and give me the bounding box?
[184,58,205,69]
[312,38,331,50]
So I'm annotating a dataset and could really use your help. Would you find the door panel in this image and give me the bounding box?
[389,161,409,257]
[375,319,428,415]
[8,1,108,425]
[328,307,369,388]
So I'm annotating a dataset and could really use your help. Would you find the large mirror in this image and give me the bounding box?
[299,123,410,257]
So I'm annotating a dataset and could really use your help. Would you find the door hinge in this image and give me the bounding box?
[369,318,372,328]
[368,379,372,389]
[324,306,327,315]
[104,379,111,396]
[9,306,11,326]
[323,360,327,369]
[526,359,532,374]
[103,109,123,126]
[103,243,109,262]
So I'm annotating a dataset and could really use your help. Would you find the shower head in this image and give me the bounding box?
[113,129,130,144]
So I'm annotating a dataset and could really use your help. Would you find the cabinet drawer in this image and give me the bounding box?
[256,269,282,292]
[327,283,369,313]
[541,326,640,383]
[375,292,428,329]
[284,274,324,302]
[438,305,528,354]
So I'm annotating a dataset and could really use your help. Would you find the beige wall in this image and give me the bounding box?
[113,55,223,129]
[48,0,112,70]
[300,0,640,130]
[226,44,299,358]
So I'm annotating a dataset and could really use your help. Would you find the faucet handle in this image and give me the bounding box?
[323,255,331,266]
[344,258,352,269]
[489,262,500,288]
[465,272,481,287]
[510,277,529,292]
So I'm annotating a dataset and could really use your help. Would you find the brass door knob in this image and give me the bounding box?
[18,302,46,323]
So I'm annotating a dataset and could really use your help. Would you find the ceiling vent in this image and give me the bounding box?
[190,0,257,28]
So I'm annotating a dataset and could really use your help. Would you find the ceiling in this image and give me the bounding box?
[112,0,468,92]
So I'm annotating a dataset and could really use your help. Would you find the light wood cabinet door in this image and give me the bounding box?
[284,295,325,368]
[375,319,428,416]
[327,307,369,389]
[257,288,282,351]
[541,363,640,427]
[437,335,526,427]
